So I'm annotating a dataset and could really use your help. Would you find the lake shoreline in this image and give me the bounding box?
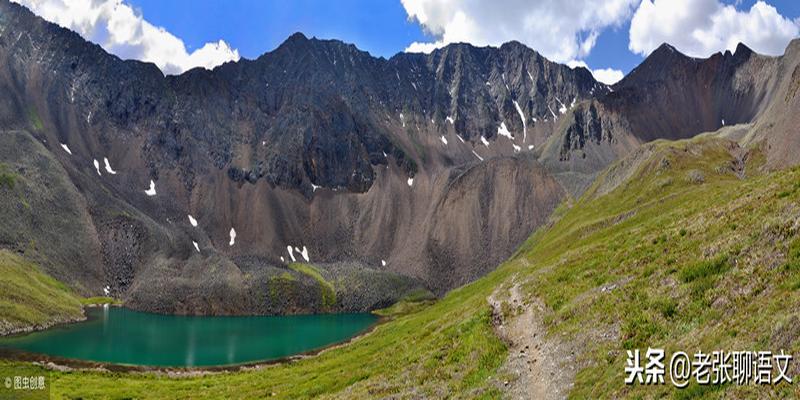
[0,312,88,338]
[0,307,388,374]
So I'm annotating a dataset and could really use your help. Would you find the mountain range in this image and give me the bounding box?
[1,0,799,317]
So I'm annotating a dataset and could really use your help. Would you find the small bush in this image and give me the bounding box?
[0,164,17,189]
[679,254,730,283]
[690,276,715,300]
[622,313,662,349]
[651,297,678,319]
[786,276,800,291]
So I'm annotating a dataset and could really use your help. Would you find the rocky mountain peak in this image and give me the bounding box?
[734,42,754,57]
[285,31,310,43]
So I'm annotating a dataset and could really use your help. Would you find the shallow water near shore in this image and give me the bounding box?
[0,307,378,367]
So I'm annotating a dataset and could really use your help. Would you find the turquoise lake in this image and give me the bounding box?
[0,307,378,367]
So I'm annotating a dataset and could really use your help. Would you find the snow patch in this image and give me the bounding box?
[280,256,285,263]
[528,145,535,150]
[446,116,454,125]
[188,215,198,227]
[311,183,320,192]
[472,150,484,161]
[497,122,513,140]
[60,143,72,155]
[480,136,490,146]
[440,135,448,145]
[512,144,521,152]
[287,245,296,262]
[298,246,310,262]
[556,97,567,114]
[144,180,157,196]
[103,157,117,174]
[548,105,558,120]
[399,113,405,127]
[103,286,110,296]
[92,159,102,176]
[512,100,527,142]
[721,119,725,126]
[527,70,534,82]
[228,228,236,246]
[456,135,465,143]
[381,259,387,267]
[407,177,414,187]
[193,241,200,253]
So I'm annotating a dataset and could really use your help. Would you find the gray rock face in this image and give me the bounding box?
[1,0,797,315]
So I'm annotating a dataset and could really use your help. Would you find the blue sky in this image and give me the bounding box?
[126,0,433,60]
[127,0,800,77]
[13,0,800,83]
[586,0,800,74]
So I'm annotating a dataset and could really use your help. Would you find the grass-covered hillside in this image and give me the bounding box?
[1,135,799,398]
[0,250,84,335]
[512,137,799,398]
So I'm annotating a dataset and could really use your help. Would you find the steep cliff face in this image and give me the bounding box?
[0,0,588,312]
[0,0,797,315]
[542,39,800,196]
[742,38,800,169]
[605,43,781,142]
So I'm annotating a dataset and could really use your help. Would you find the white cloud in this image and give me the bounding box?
[12,0,240,75]
[401,0,639,63]
[567,60,625,85]
[629,0,800,58]
[592,68,626,85]
[406,41,443,53]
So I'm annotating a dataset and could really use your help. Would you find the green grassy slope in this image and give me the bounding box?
[0,250,84,335]
[514,137,800,398]
[1,136,799,398]
[289,263,337,310]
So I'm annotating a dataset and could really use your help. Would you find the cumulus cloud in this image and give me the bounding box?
[12,0,240,75]
[592,68,626,85]
[629,0,800,58]
[401,0,639,63]
[567,60,625,85]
